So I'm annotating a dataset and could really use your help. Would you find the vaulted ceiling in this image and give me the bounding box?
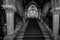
[22,0,51,10]
[22,0,51,6]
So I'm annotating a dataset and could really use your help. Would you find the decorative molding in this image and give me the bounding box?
[2,5,16,13]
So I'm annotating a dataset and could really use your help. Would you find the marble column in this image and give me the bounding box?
[51,0,60,40]
[2,0,16,35]
[2,4,16,40]
[53,10,59,40]
[6,9,15,35]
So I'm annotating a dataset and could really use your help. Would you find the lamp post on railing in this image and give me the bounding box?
[2,0,16,35]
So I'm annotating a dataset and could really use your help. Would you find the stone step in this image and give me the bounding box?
[17,31,51,35]
[16,35,51,38]
[16,33,51,38]
[15,35,52,40]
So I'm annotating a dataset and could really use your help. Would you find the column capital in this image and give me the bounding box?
[2,5,17,13]
[51,0,60,15]
[51,7,60,15]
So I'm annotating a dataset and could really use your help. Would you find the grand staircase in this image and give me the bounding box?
[14,18,53,40]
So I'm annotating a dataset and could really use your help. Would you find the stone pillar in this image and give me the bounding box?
[2,0,16,40]
[6,9,15,35]
[2,0,16,35]
[51,0,60,40]
[52,10,59,40]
